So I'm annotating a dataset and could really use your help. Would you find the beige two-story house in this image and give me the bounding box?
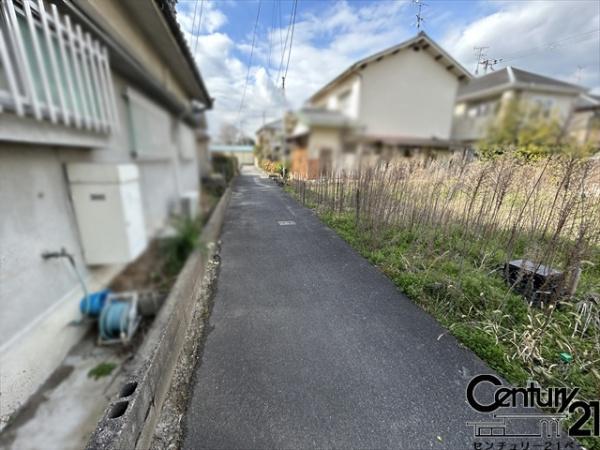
[288,31,472,178]
[451,66,585,147]
[256,118,285,161]
[568,93,600,152]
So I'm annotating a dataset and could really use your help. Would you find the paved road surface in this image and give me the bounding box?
[183,167,565,449]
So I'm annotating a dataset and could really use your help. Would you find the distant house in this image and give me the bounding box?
[256,119,285,161]
[0,0,211,428]
[451,66,585,146]
[210,144,255,167]
[567,94,600,152]
[288,31,472,178]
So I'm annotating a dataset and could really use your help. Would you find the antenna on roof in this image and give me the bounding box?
[575,65,584,83]
[473,46,488,75]
[481,57,503,74]
[413,0,426,30]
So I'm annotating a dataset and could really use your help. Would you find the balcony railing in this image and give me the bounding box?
[0,0,118,133]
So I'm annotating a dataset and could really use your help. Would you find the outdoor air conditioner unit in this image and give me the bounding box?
[67,163,147,265]
[180,191,200,220]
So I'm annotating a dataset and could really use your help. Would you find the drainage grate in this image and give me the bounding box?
[278,220,296,226]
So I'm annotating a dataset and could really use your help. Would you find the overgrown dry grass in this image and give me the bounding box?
[288,154,600,443]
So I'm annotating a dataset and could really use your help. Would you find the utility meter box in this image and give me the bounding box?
[180,191,200,220]
[67,163,147,265]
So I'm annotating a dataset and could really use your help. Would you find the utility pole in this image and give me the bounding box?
[473,46,488,75]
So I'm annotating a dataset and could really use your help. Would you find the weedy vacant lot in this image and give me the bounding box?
[287,155,600,444]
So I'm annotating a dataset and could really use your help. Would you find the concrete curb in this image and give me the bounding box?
[86,187,232,450]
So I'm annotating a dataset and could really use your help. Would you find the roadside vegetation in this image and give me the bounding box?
[87,362,117,380]
[161,153,237,283]
[212,154,239,185]
[286,154,600,444]
[261,159,290,178]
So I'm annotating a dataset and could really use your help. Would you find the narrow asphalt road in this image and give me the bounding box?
[183,167,566,449]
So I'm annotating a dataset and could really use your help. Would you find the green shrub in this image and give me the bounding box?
[212,154,238,182]
[162,216,203,277]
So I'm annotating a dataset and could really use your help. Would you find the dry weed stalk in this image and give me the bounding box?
[289,155,600,376]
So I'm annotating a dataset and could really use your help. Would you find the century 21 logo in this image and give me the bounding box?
[466,374,600,437]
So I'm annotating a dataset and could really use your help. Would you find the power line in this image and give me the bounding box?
[237,0,262,130]
[472,29,599,76]
[500,29,600,64]
[193,0,205,54]
[275,0,295,88]
[266,0,277,77]
[189,0,199,49]
[278,0,284,53]
[282,0,298,90]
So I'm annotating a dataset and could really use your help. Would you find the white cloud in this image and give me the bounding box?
[442,1,600,86]
[177,0,227,35]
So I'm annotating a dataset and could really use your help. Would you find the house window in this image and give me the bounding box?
[337,89,351,115]
[454,103,466,116]
[468,101,497,118]
[533,98,554,118]
[0,0,118,132]
[342,143,356,153]
[477,103,489,117]
[125,86,170,158]
[178,122,196,161]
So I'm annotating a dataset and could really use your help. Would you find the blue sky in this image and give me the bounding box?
[175,0,600,137]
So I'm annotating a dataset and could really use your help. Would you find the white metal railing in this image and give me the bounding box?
[0,0,118,133]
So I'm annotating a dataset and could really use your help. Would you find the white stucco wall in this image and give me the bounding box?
[358,48,461,139]
[307,127,343,163]
[0,146,89,345]
[312,76,361,120]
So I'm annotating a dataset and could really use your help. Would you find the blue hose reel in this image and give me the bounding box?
[80,289,111,317]
[80,290,139,344]
[98,293,140,344]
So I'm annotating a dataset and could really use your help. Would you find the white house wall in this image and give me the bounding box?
[307,127,343,161]
[359,48,460,139]
[313,76,361,120]
[0,146,90,346]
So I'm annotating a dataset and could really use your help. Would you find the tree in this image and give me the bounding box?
[218,122,255,146]
[218,122,239,145]
[478,98,577,160]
